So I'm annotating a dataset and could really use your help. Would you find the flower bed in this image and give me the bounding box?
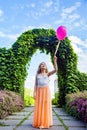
[65,91,87,122]
[0,90,24,119]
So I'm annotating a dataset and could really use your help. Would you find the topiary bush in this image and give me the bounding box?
[0,90,24,119]
[0,28,87,107]
[75,71,87,91]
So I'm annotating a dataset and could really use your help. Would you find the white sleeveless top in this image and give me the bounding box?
[37,74,49,87]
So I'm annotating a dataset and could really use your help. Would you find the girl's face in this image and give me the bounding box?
[40,62,47,70]
[37,62,48,74]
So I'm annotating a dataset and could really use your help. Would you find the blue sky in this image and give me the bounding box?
[0,0,87,96]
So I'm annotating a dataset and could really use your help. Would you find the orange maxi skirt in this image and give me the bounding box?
[32,86,53,128]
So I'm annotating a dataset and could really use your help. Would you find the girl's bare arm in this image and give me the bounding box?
[33,75,37,99]
[48,55,58,76]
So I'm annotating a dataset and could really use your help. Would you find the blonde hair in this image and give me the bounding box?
[37,62,49,74]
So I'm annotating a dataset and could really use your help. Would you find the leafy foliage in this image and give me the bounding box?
[24,87,34,106]
[0,28,87,106]
[52,92,59,105]
[75,71,87,91]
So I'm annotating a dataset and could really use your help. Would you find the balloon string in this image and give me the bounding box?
[54,40,60,55]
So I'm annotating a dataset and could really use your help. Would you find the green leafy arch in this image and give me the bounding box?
[0,28,79,106]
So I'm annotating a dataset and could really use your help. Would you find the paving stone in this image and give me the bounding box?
[63,120,86,127]
[69,127,87,130]
[53,115,58,120]
[30,113,33,116]
[60,115,76,120]
[22,107,34,112]
[54,110,69,116]
[53,119,62,126]
[19,119,33,126]
[28,116,33,120]
[16,125,65,130]
[0,119,21,126]
[0,106,87,130]
[5,115,26,120]
[0,126,15,130]
[12,111,30,116]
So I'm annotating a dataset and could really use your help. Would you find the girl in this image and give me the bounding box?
[32,55,58,129]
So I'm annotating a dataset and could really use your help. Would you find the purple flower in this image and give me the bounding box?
[70,97,87,122]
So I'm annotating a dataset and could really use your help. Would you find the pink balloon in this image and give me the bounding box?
[56,26,67,40]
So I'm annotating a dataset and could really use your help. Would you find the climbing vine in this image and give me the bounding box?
[0,28,87,106]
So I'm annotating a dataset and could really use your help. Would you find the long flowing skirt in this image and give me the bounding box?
[32,86,53,128]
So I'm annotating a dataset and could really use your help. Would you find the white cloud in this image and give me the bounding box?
[45,1,53,8]
[68,14,80,22]
[55,2,81,26]
[69,35,87,73]
[7,34,19,40]
[78,52,87,73]
[0,9,3,17]
[0,9,4,21]
[69,36,83,46]
[38,24,51,29]
[62,2,81,14]
[69,35,87,49]
[22,24,51,32]
[0,31,19,40]
[30,3,36,8]
[74,22,81,27]
[27,0,59,19]
[0,31,5,37]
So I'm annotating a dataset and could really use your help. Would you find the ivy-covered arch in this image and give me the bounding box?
[0,28,79,106]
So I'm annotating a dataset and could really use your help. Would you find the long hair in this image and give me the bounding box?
[37,62,49,74]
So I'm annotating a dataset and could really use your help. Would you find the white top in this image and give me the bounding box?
[36,74,49,87]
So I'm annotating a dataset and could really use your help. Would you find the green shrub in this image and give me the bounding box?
[24,87,34,106]
[52,98,58,105]
[66,90,87,103]
[52,92,59,105]
[75,71,87,91]
[24,95,34,106]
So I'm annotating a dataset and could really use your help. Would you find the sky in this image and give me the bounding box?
[0,0,87,97]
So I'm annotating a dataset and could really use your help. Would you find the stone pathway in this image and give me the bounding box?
[0,106,87,130]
